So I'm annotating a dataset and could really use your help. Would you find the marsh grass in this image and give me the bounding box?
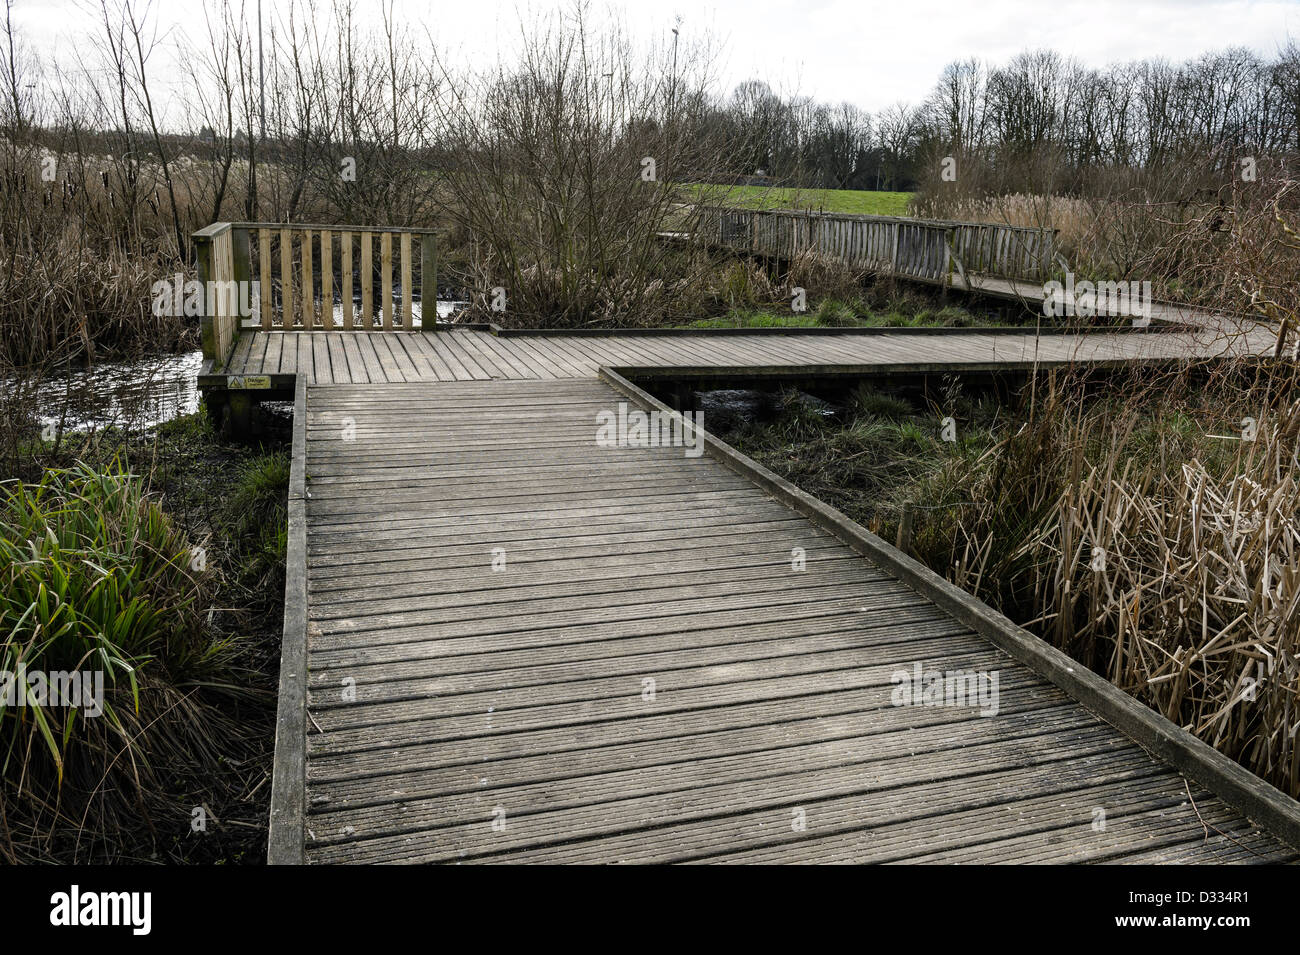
[720,364,1300,797]
[222,454,291,587]
[0,412,290,863]
[0,463,220,858]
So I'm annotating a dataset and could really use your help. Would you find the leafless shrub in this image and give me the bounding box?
[425,5,738,327]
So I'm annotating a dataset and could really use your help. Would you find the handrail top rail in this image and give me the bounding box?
[194,220,439,237]
[193,221,234,240]
[697,204,1059,235]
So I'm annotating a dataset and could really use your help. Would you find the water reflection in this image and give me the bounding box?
[35,350,204,432]
[34,300,467,432]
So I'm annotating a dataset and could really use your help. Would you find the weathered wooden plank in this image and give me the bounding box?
[390,333,444,382]
[338,333,369,384]
[245,329,269,372]
[436,331,493,380]
[307,726,1133,863]
[262,331,284,374]
[353,333,386,382]
[302,563,904,639]
[452,330,517,378]
[325,333,348,385]
[310,638,998,732]
[486,749,1166,865]
[297,332,314,381]
[225,333,253,374]
[376,334,418,382]
[267,375,1299,865]
[307,677,1069,784]
[307,517,813,576]
[312,332,331,384]
[310,695,1087,814]
[422,333,474,380]
[307,606,953,692]
[366,333,403,382]
[306,573,908,647]
[307,521,819,582]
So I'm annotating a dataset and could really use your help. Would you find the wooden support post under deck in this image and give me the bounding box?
[227,390,253,437]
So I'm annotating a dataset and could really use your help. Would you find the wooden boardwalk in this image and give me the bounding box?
[276,370,1300,864]
[219,321,1274,386]
[189,215,1300,864]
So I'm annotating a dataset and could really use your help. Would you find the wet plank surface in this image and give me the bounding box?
[297,379,1295,864]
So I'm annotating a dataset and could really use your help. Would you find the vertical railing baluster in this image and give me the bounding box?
[301,230,314,330]
[231,227,252,330]
[321,229,333,330]
[280,227,293,328]
[342,232,354,330]
[421,233,438,333]
[401,232,413,330]
[361,231,373,329]
[381,232,393,331]
[259,228,272,329]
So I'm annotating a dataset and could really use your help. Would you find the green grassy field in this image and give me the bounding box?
[689,184,914,216]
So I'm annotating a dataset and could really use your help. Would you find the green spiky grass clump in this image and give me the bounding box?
[0,461,245,861]
[223,453,291,582]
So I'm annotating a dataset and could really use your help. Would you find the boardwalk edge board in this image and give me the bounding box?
[268,374,310,865]
[601,358,1206,381]
[485,322,1180,339]
[598,365,1300,853]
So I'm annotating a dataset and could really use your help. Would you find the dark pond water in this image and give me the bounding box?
[695,389,838,435]
[32,301,467,432]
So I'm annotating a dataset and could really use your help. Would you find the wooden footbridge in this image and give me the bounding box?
[192,220,1300,865]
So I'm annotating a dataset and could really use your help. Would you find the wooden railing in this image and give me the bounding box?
[194,221,438,366]
[698,207,1058,286]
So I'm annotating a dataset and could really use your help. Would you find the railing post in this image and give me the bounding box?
[421,233,438,332]
[896,502,914,555]
[194,222,242,368]
[945,228,971,291]
[231,227,252,297]
[195,232,216,361]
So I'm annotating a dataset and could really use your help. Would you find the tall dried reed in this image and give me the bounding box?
[916,363,1300,796]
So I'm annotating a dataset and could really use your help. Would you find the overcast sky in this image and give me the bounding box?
[11,0,1300,114]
